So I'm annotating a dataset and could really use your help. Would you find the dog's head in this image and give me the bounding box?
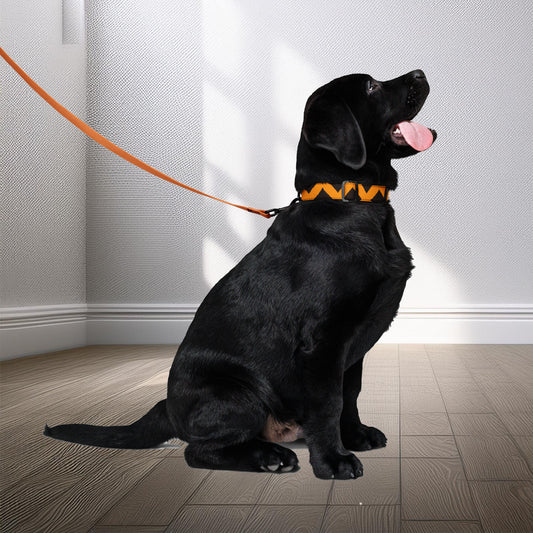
[295,70,436,192]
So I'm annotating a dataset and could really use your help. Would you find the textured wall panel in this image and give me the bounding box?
[85,0,206,303]
[85,0,533,308]
[0,0,86,307]
[3,1,532,313]
[62,0,86,45]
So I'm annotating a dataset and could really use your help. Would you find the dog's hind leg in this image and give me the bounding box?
[185,439,299,473]
[177,386,299,474]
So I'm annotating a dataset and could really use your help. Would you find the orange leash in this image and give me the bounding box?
[0,47,273,219]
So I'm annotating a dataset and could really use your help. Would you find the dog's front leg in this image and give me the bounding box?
[300,347,364,480]
[340,358,387,451]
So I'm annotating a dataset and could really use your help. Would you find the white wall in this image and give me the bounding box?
[0,0,87,357]
[85,0,533,343]
[1,0,532,358]
[85,0,204,304]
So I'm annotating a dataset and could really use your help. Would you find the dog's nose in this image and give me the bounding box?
[411,70,426,80]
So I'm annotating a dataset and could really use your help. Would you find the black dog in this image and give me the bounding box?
[45,70,436,480]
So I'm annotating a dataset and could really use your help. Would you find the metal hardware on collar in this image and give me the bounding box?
[341,181,354,202]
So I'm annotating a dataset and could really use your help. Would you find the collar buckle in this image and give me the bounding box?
[341,181,355,202]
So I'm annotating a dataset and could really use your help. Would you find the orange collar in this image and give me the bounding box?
[300,182,390,203]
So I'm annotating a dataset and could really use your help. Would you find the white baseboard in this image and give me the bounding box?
[1,303,532,360]
[86,304,196,345]
[0,305,88,360]
[380,305,533,344]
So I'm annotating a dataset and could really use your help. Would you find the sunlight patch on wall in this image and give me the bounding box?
[272,41,321,137]
[201,0,254,287]
[402,242,462,308]
[270,41,322,206]
[225,193,256,245]
[381,239,468,342]
[272,139,298,206]
[203,83,249,187]
[203,0,244,74]
[202,237,237,288]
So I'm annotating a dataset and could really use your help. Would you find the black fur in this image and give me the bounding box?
[44,70,436,480]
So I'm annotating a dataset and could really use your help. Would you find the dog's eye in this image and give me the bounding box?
[366,80,379,94]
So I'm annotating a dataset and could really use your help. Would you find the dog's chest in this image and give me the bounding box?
[343,221,413,280]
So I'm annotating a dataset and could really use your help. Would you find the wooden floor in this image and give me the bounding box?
[1,344,532,533]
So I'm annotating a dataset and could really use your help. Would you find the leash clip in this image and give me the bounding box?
[264,197,300,218]
[264,207,282,218]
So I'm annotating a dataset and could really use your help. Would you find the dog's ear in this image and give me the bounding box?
[302,94,367,170]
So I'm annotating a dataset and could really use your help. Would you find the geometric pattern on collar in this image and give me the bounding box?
[300,181,390,203]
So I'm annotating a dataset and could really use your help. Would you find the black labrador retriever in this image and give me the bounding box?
[45,70,436,479]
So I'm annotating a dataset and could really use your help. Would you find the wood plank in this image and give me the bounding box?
[1,468,85,532]
[357,398,399,415]
[5,453,164,533]
[257,451,332,505]
[321,505,400,533]
[166,505,254,533]
[439,389,493,414]
[401,521,482,532]
[359,373,400,390]
[447,413,508,435]
[468,367,515,385]
[4,344,533,532]
[187,468,272,505]
[243,505,325,533]
[514,436,533,471]
[97,458,211,526]
[479,383,533,413]
[500,412,533,435]
[2,356,166,410]
[401,413,452,436]
[358,413,400,436]
[428,361,470,380]
[329,458,400,505]
[469,480,533,533]
[1,346,172,391]
[357,383,400,414]
[1,442,122,509]
[1,399,172,489]
[3,356,170,426]
[401,458,477,520]
[455,435,532,480]
[401,436,459,458]
[400,390,446,413]
[91,527,167,532]
[400,377,439,390]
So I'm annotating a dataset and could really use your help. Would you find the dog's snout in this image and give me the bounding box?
[411,70,426,80]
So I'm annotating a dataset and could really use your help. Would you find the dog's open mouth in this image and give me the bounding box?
[391,121,434,151]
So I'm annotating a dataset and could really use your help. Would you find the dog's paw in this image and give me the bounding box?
[258,443,300,473]
[342,424,387,451]
[310,452,363,480]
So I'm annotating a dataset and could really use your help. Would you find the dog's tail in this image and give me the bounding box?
[43,399,175,449]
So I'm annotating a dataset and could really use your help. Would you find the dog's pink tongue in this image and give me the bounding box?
[398,121,434,151]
